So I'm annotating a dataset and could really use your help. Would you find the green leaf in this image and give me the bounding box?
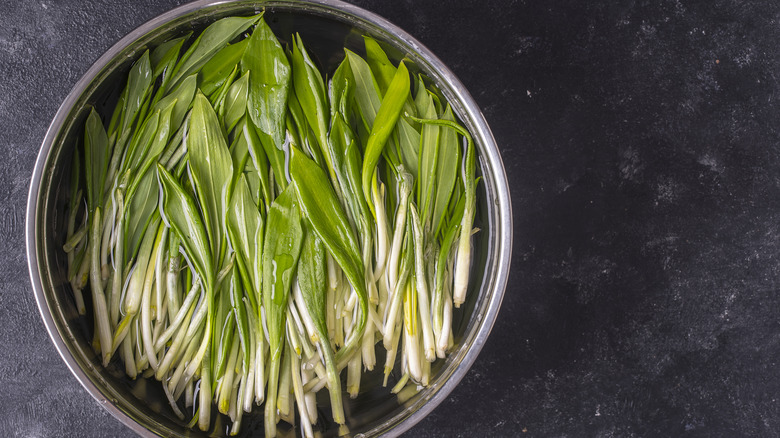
[106,85,127,141]
[361,61,410,218]
[363,36,396,93]
[238,118,273,208]
[199,38,249,97]
[296,225,347,423]
[397,117,420,177]
[226,174,264,304]
[123,167,159,261]
[289,148,367,361]
[122,102,175,260]
[222,70,249,133]
[262,184,303,360]
[153,73,197,132]
[430,105,460,236]
[287,89,323,167]
[167,14,261,92]
[157,163,214,292]
[137,101,176,179]
[297,227,327,338]
[328,57,353,120]
[83,109,109,213]
[229,265,252,370]
[151,34,189,78]
[290,34,329,162]
[122,109,160,176]
[187,93,234,262]
[241,17,290,185]
[346,49,381,134]
[121,50,152,135]
[328,113,369,229]
[415,80,441,225]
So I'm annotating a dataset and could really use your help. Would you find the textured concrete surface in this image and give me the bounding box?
[4,0,780,437]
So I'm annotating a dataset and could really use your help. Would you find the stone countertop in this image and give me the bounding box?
[3,0,780,436]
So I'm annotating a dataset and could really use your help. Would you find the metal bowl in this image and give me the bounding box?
[26,1,512,436]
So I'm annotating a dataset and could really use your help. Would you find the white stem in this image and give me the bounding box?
[286,309,303,359]
[155,303,195,380]
[290,351,314,438]
[154,228,167,324]
[183,319,211,390]
[219,337,240,414]
[155,278,200,351]
[383,277,406,350]
[109,191,124,326]
[436,293,452,358]
[346,347,361,399]
[453,221,474,308]
[383,319,402,387]
[410,206,436,362]
[293,283,319,344]
[243,330,256,413]
[372,181,390,280]
[122,323,136,379]
[361,309,375,371]
[162,372,185,420]
[90,208,112,366]
[100,196,114,281]
[387,192,409,291]
[301,367,318,425]
[185,380,194,408]
[403,322,422,383]
[141,236,160,371]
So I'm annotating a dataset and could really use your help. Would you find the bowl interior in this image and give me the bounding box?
[30,1,507,437]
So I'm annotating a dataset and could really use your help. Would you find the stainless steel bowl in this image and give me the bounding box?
[26,1,512,436]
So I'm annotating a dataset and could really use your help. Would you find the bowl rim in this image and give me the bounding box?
[26,0,513,436]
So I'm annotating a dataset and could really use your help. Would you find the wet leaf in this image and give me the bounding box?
[187,93,234,261]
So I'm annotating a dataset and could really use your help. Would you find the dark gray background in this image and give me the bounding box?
[4,0,780,436]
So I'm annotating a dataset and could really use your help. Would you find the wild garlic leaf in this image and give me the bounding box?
[289,148,368,359]
[187,93,234,261]
[364,35,418,117]
[296,225,345,423]
[328,113,369,229]
[287,89,323,166]
[229,264,253,370]
[361,61,410,217]
[127,100,176,204]
[416,80,441,225]
[122,109,160,176]
[210,64,238,111]
[157,163,214,292]
[297,226,328,339]
[328,57,353,120]
[106,85,127,141]
[199,38,249,97]
[397,115,420,177]
[167,14,261,92]
[123,166,159,261]
[363,36,395,93]
[291,34,329,158]
[121,50,152,135]
[153,73,197,132]
[346,49,381,133]
[241,17,290,176]
[226,174,264,302]
[222,70,249,133]
[238,118,273,208]
[150,34,189,78]
[262,183,303,360]
[430,105,460,236]
[83,109,109,213]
